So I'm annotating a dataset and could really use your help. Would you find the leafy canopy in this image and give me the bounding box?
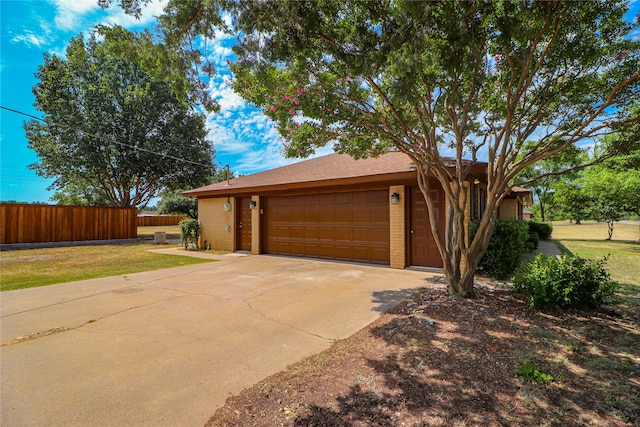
[26,27,216,208]
[105,0,640,295]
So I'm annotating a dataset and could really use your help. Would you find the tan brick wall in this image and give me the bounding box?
[198,197,234,252]
[251,195,261,255]
[389,185,406,269]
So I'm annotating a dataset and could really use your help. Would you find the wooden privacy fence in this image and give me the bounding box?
[0,204,137,245]
[137,215,187,226]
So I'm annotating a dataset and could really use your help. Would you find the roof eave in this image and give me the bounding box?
[184,171,418,198]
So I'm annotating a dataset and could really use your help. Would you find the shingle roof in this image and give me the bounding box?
[183,151,487,198]
[184,152,420,197]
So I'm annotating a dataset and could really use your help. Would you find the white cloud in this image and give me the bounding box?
[52,0,100,31]
[209,77,246,112]
[10,18,57,48]
[11,30,49,48]
[99,0,167,29]
[50,0,167,32]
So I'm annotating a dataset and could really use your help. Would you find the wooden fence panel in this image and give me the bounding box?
[137,216,187,227]
[0,204,137,244]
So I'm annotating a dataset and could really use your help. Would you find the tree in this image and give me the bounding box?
[517,144,586,221]
[49,182,111,206]
[157,190,198,218]
[109,1,639,296]
[554,182,594,225]
[157,167,235,218]
[26,28,216,209]
[579,161,640,239]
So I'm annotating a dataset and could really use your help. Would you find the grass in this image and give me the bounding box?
[552,220,639,242]
[551,221,640,308]
[137,225,181,238]
[0,242,215,291]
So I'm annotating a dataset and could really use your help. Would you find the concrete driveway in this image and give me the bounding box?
[1,251,436,426]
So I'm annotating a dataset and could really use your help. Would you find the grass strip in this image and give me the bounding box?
[1,243,215,291]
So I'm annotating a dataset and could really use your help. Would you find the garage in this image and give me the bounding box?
[263,189,390,264]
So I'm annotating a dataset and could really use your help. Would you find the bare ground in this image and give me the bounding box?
[206,277,639,427]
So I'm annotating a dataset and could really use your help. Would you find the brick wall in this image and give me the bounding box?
[389,185,406,268]
[251,195,261,254]
[198,197,234,251]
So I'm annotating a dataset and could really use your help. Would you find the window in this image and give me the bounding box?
[471,184,486,220]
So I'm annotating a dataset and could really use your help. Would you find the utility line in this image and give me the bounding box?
[1,105,215,169]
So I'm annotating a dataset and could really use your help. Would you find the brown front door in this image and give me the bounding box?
[236,197,252,251]
[410,186,444,267]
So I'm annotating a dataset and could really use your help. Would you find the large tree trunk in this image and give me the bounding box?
[416,166,501,298]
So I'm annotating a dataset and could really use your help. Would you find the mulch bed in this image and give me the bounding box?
[206,278,640,426]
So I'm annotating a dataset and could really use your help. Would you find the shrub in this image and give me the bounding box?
[515,361,553,385]
[472,218,529,279]
[179,218,201,250]
[527,231,539,250]
[512,254,618,311]
[528,221,553,240]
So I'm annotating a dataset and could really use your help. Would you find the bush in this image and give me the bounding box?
[179,218,201,250]
[472,218,529,279]
[527,231,539,250]
[528,221,553,240]
[512,254,618,311]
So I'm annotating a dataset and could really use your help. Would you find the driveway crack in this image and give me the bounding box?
[242,297,334,343]
[1,295,184,347]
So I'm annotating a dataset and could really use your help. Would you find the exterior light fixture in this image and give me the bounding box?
[224,196,231,211]
[249,200,257,210]
[391,192,400,205]
[473,176,480,185]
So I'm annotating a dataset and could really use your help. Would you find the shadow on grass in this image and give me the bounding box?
[294,288,640,426]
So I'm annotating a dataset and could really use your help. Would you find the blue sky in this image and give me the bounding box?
[1,1,638,204]
[0,0,332,204]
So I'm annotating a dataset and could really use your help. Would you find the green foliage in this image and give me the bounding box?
[578,159,640,239]
[179,219,201,250]
[527,232,540,250]
[517,143,587,221]
[515,361,553,385]
[513,254,619,311]
[528,221,553,241]
[472,219,529,279]
[107,0,640,295]
[157,190,199,219]
[554,182,594,224]
[25,28,215,208]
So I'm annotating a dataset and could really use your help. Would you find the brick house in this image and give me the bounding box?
[184,151,531,269]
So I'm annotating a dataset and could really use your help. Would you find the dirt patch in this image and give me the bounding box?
[206,282,639,426]
[0,255,55,264]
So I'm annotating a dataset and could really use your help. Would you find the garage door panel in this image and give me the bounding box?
[371,227,389,243]
[265,190,389,264]
[319,227,335,240]
[352,227,371,241]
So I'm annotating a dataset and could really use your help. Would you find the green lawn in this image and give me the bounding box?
[137,225,181,238]
[551,221,640,308]
[0,243,215,291]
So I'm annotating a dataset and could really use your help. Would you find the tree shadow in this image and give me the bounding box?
[370,287,425,313]
[295,287,640,425]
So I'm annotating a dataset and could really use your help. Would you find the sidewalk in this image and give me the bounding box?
[534,240,562,257]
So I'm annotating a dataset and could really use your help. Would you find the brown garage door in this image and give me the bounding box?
[264,190,390,264]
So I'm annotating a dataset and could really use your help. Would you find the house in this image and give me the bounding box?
[184,151,531,269]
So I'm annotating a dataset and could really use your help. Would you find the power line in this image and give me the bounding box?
[1,105,215,169]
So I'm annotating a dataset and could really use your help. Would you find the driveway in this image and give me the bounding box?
[1,251,436,426]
